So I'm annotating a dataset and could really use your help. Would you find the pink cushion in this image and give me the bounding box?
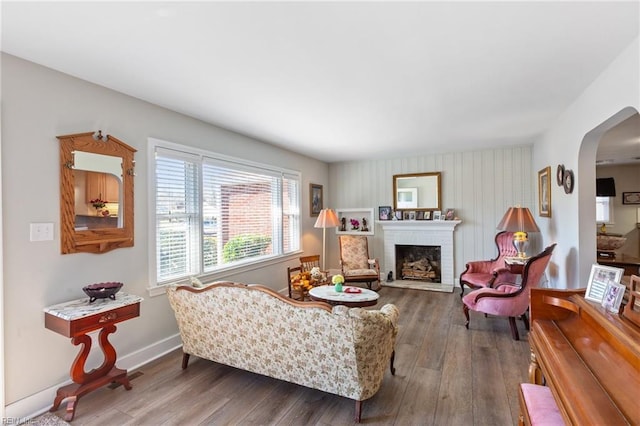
[520,383,564,426]
[460,272,494,287]
[462,284,527,317]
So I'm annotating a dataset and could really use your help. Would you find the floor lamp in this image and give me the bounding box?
[314,208,340,271]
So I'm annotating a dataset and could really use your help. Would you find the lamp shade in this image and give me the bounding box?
[497,207,540,233]
[314,208,340,228]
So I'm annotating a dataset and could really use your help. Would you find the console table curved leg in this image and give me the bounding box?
[50,324,133,421]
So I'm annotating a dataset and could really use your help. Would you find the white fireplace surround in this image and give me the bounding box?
[378,220,461,292]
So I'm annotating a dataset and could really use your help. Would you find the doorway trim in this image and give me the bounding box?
[577,106,639,286]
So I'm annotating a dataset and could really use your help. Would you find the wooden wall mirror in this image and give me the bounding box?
[57,131,136,254]
[393,172,442,211]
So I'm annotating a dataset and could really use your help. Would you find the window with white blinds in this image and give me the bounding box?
[151,140,300,286]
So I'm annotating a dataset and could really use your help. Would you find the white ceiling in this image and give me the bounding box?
[2,1,639,163]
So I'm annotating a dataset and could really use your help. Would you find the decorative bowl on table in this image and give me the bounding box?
[83,282,123,303]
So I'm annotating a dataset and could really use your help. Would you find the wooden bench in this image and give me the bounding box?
[518,383,564,426]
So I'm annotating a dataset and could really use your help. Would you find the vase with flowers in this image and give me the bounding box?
[332,274,345,292]
[350,218,360,230]
[90,197,108,216]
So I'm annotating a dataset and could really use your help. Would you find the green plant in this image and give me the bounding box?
[223,234,271,262]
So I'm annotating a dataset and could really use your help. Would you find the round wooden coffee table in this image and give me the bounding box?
[308,285,379,307]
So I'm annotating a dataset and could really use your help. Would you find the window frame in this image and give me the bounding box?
[148,138,301,295]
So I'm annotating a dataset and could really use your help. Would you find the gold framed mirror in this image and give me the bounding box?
[57,131,136,254]
[393,172,441,211]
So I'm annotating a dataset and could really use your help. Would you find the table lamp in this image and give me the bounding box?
[314,208,340,271]
[497,206,540,258]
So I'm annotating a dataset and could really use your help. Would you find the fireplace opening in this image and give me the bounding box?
[395,244,441,282]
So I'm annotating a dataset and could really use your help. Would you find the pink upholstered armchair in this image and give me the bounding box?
[462,243,556,340]
[459,231,518,298]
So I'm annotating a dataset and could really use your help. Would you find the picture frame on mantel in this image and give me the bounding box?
[310,183,323,217]
[538,166,551,217]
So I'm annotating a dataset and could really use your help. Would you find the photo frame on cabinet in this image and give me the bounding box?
[445,208,455,220]
[394,210,403,220]
[416,211,425,220]
[601,281,625,313]
[424,211,432,220]
[310,183,323,217]
[433,210,442,221]
[538,167,551,217]
[584,264,624,303]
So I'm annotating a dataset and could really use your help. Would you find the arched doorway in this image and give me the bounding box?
[577,107,639,285]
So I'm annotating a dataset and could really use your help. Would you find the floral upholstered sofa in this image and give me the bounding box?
[166,282,399,422]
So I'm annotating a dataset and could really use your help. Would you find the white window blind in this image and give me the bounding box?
[152,141,301,286]
[596,196,613,224]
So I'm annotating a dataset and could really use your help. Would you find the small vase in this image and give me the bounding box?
[334,283,343,292]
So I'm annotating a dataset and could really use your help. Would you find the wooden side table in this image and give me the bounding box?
[44,293,143,421]
[504,257,529,275]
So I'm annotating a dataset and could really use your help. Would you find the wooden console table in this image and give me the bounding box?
[44,293,143,421]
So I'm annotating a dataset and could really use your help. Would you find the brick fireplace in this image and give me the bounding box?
[379,220,461,292]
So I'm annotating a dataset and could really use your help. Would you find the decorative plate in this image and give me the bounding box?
[563,169,574,194]
[556,164,565,186]
[344,287,362,294]
[83,282,123,303]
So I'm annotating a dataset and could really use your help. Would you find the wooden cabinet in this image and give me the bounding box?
[335,208,374,236]
[85,171,120,203]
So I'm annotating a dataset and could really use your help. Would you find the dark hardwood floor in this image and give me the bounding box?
[50,286,531,425]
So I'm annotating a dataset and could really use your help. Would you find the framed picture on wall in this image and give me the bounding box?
[622,192,640,204]
[538,166,551,217]
[310,183,323,217]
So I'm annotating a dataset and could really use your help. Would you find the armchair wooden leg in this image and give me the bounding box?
[460,282,466,298]
[463,305,470,329]
[354,400,362,423]
[390,350,396,375]
[508,317,520,340]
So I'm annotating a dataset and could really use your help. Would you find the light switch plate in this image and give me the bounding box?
[30,223,54,241]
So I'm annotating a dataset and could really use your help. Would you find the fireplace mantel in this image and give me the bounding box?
[378,220,461,292]
[378,220,461,232]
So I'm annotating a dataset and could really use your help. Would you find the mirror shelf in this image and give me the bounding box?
[57,131,136,254]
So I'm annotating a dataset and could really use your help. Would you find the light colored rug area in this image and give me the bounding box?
[382,280,454,293]
[29,413,70,426]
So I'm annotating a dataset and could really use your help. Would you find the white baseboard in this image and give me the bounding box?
[5,334,182,421]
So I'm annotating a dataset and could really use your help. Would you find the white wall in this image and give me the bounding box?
[1,54,329,412]
[534,37,639,288]
[327,146,535,283]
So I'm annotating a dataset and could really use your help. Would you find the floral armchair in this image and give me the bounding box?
[459,231,518,297]
[339,235,381,291]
